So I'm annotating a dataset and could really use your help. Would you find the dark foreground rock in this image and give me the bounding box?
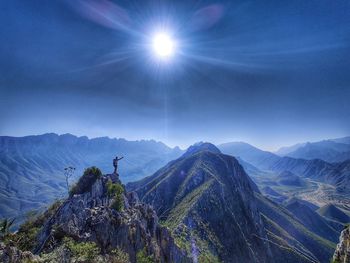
[37,173,189,262]
[1,170,190,263]
[0,242,39,263]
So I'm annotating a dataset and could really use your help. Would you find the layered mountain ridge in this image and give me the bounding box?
[0,133,182,221]
[128,143,335,262]
[275,137,350,163]
[219,141,350,192]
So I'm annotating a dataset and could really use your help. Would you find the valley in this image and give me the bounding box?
[257,174,350,213]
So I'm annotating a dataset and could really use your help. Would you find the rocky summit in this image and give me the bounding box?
[0,168,190,263]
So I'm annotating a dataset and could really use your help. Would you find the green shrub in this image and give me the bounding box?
[107,180,124,212]
[63,237,100,262]
[136,248,154,263]
[83,166,102,177]
[5,225,40,251]
[110,248,130,263]
[198,252,221,263]
[107,180,124,197]
[3,200,63,251]
[70,166,102,196]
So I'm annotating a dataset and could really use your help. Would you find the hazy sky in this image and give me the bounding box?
[1,0,350,150]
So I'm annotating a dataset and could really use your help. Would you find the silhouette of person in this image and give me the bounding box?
[113,156,123,174]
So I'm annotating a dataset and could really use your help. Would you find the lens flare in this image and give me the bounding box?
[152,33,175,59]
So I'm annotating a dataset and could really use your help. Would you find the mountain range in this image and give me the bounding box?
[275,137,350,163]
[127,143,337,262]
[1,134,350,262]
[0,133,182,221]
[1,133,350,230]
[218,141,350,192]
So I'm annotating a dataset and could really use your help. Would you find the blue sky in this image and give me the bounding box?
[1,0,350,150]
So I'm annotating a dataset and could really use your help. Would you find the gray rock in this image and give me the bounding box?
[35,174,190,263]
[333,226,350,263]
[0,242,40,263]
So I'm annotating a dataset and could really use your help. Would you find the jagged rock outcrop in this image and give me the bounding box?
[333,226,350,263]
[0,242,39,263]
[32,171,190,263]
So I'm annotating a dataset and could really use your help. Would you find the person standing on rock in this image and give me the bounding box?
[113,156,123,174]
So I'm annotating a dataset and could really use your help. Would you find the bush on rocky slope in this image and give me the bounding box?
[107,180,125,212]
[69,166,102,196]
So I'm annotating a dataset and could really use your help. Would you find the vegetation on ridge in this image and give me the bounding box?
[69,166,102,196]
[107,180,125,212]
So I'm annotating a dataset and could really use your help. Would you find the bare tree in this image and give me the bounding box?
[64,166,76,194]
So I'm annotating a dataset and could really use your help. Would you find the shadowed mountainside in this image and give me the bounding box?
[128,143,335,263]
[317,204,350,224]
[284,198,341,243]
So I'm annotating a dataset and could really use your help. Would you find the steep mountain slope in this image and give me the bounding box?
[268,157,350,192]
[317,204,350,224]
[284,199,340,243]
[128,143,334,262]
[255,194,335,262]
[218,142,280,169]
[262,186,284,197]
[0,133,182,220]
[284,197,319,211]
[261,186,287,203]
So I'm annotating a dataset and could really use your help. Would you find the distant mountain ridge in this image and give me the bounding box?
[218,141,280,169]
[0,133,183,221]
[218,141,350,192]
[2,133,350,232]
[275,137,350,162]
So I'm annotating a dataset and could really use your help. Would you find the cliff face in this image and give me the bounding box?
[0,243,39,263]
[1,171,190,263]
[36,173,189,263]
[333,226,350,263]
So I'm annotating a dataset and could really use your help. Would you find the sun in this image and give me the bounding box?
[152,32,175,59]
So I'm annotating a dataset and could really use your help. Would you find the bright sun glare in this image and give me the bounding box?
[152,33,175,59]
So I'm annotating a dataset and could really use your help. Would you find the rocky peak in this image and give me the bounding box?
[21,170,190,263]
[183,142,221,157]
[333,226,350,263]
[129,147,271,262]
